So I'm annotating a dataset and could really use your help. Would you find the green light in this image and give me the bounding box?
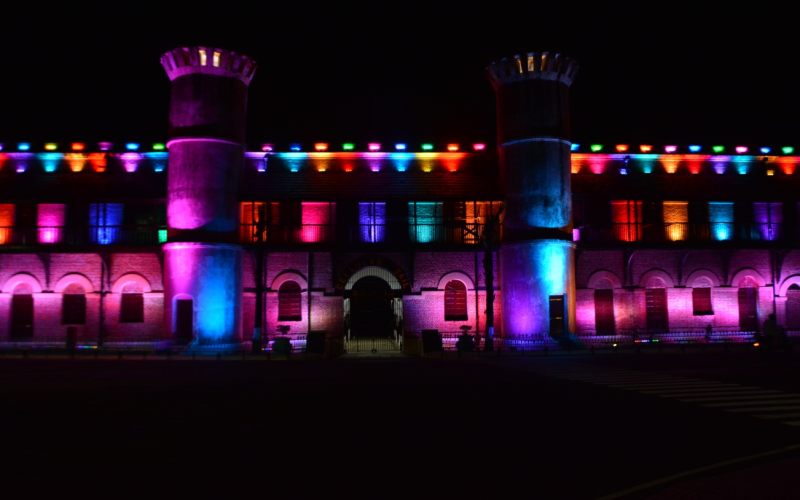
[158,229,167,243]
[712,145,725,153]
[782,146,794,155]
[153,143,165,151]
[590,144,603,152]
[343,143,354,151]
[421,144,433,151]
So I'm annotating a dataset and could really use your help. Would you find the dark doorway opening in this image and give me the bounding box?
[11,294,34,339]
[350,276,395,338]
[738,287,759,332]
[176,299,193,341]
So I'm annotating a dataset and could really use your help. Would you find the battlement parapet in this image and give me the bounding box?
[486,52,578,89]
[160,47,257,85]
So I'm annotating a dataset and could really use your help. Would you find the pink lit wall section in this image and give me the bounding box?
[37,204,66,244]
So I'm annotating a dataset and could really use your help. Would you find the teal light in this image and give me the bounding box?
[712,145,725,153]
[421,144,433,151]
[590,144,603,152]
[158,229,167,243]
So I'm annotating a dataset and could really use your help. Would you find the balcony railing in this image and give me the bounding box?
[239,222,492,245]
[0,226,166,246]
[578,223,795,244]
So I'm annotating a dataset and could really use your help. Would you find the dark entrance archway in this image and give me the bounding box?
[350,276,395,338]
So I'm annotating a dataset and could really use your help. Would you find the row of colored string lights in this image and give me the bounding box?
[0,142,486,152]
[0,143,164,152]
[4,142,797,155]
[573,144,796,155]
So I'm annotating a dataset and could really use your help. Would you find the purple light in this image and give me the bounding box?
[99,142,112,151]
[664,145,677,153]
[120,153,141,172]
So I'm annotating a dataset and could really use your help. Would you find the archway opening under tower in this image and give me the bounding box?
[343,266,404,353]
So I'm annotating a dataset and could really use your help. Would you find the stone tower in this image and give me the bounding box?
[486,52,579,338]
[160,46,257,347]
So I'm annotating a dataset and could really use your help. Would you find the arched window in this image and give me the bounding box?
[278,281,302,321]
[786,284,800,330]
[692,277,713,316]
[11,283,34,338]
[444,280,467,321]
[62,283,87,325]
[120,282,144,323]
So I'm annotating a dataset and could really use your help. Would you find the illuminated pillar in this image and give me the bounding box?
[486,52,578,337]
[160,47,257,346]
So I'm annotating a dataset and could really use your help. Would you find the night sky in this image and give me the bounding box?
[1,5,797,150]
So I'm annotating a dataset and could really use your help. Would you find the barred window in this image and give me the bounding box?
[444,280,468,321]
[278,281,302,321]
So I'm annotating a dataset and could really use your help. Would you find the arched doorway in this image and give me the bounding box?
[342,266,404,352]
[350,276,395,338]
[786,284,800,331]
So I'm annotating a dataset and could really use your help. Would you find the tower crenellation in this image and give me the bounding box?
[160,46,257,85]
[486,52,579,89]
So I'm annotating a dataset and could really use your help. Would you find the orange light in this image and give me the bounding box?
[89,153,107,173]
[777,157,797,175]
[640,145,653,153]
[615,144,629,153]
[64,153,87,172]
[314,143,328,152]
[767,169,775,176]
[71,143,85,151]
[753,342,760,347]
[662,159,679,174]
[447,144,459,152]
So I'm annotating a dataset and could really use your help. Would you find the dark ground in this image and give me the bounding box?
[2,350,799,499]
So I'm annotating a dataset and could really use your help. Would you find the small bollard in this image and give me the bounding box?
[216,352,222,361]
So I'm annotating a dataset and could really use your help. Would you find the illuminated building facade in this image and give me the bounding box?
[1,47,799,350]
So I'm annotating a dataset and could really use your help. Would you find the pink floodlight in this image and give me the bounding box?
[472,143,486,151]
[261,143,274,152]
[664,145,677,153]
[736,146,748,154]
[368,143,381,152]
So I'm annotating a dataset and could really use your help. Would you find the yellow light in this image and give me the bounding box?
[767,169,775,176]
[198,49,207,66]
[45,143,57,151]
[213,51,221,68]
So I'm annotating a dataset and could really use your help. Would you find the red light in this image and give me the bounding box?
[447,144,459,152]
[71,143,85,151]
[472,143,486,151]
[615,144,629,153]
[314,143,328,152]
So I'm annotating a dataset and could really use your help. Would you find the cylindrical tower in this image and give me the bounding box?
[486,52,579,338]
[160,46,257,346]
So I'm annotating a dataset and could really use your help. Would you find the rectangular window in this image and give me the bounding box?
[120,293,144,323]
[611,200,643,241]
[89,203,123,244]
[62,294,87,325]
[753,202,782,241]
[594,289,615,335]
[663,201,688,241]
[0,203,14,245]
[300,202,335,243]
[359,202,386,243]
[645,288,669,333]
[708,202,734,241]
[408,202,443,243]
[692,288,713,315]
[37,204,66,244]
[240,202,268,243]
